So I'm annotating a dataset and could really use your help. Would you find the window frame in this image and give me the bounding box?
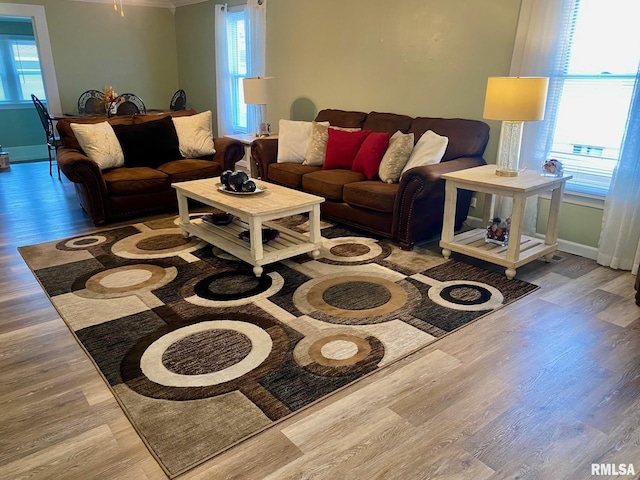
[548,0,640,198]
[0,33,46,108]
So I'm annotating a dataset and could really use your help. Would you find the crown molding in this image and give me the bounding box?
[67,0,177,9]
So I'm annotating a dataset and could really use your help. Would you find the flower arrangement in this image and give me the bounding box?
[102,85,118,103]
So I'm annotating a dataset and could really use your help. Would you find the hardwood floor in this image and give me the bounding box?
[1,162,639,480]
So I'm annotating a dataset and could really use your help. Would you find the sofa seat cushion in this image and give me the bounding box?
[343,181,398,213]
[104,167,170,196]
[302,169,366,201]
[158,159,221,182]
[269,163,321,189]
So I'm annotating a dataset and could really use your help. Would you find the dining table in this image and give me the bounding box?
[48,109,171,121]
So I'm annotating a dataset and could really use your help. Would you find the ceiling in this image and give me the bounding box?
[67,0,209,10]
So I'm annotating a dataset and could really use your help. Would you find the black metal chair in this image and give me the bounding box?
[109,93,146,116]
[170,89,187,111]
[78,89,106,115]
[31,94,62,179]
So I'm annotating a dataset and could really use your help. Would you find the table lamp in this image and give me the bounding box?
[243,76,274,137]
[483,76,549,176]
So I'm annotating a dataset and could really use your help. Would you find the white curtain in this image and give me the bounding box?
[495,0,576,234]
[597,65,640,274]
[245,0,267,136]
[214,4,233,137]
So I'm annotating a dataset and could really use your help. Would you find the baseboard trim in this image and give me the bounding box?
[4,145,48,162]
[465,215,598,260]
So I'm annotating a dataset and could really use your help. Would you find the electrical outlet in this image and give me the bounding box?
[470,197,477,209]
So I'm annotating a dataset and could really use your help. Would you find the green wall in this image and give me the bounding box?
[0,0,179,153]
[0,0,604,251]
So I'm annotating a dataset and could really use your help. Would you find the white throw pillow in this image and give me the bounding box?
[70,121,124,170]
[400,130,448,178]
[378,131,414,183]
[172,110,216,158]
[277,120,329,163]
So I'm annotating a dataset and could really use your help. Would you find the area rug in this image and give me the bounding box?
[19,215,538,478]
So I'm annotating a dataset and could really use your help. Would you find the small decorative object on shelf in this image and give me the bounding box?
[0,145,10,170]
[541,158,563,177]
[486,217,510,246]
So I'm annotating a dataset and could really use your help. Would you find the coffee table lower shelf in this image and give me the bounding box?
[440,228,557,277]
[182,217,321,276]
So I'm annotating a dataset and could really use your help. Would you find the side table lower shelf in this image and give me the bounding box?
[440,228,557,278]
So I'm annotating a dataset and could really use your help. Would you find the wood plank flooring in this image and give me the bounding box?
[1,162,639,480]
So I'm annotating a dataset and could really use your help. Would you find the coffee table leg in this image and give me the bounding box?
[176,192,190,238]
[308,205,321,259]
[249,216,264,277]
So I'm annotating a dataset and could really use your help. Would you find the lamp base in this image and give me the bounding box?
[495,120,524,177]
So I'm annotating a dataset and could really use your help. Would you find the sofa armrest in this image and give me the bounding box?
[212,137,245,171]
[57,148,107,188]
[393,157,486,249]
[251,137,279,179]
[57,147,111,225]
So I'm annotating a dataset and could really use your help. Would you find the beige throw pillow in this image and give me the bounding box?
[400,130,448,178]
[303,123,363,167]
[172,110,216,158]
[303,121,330,166]
[378,131,414,183]
[70,121,125,170]
[277,120,329,163]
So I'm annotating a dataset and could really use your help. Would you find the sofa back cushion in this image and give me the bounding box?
[362,111,413,135]
[409,117,490,161]
[132,109,197,124]
[315,109,367,129]
[57,115,133,151]
[112,115,182,168]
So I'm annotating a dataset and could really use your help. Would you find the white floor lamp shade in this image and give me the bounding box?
[483,77,549,176]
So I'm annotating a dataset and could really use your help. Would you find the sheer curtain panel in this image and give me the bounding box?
[597,63,640,274]
[245,0,267,136]
[215,4,234,137]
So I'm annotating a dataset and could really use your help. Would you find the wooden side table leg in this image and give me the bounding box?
[504,193,525,279]
[441,181,457,257]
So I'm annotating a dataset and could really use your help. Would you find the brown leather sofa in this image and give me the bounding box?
[56,109,244,226]
[252,109,490,249]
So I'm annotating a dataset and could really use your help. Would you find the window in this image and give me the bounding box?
[226,8,248,133]
[0,34,46,105]
[548,0,640,196]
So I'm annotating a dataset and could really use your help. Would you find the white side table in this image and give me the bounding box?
[224,133,278,178]
[439,164,571,279]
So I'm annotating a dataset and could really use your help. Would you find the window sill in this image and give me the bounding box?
[539,190,606,209]
[0,102,37,111]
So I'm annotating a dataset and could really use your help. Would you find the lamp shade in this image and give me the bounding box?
[243,77,274,105]
[483,76,549,121]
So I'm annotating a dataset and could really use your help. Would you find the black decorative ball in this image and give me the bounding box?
[220,170,234,189]
[228,170,249,191]
[240,180,257,192]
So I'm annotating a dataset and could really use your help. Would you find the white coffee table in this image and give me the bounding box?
[173,177,324,276]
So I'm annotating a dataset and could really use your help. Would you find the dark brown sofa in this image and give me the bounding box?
[252,109,490,249]
[56,109,244,226]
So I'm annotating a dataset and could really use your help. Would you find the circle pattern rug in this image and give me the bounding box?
[19,217,538,478]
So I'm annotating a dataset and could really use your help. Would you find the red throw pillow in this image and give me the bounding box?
[323,129,372,170]
[352,132,390,179]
